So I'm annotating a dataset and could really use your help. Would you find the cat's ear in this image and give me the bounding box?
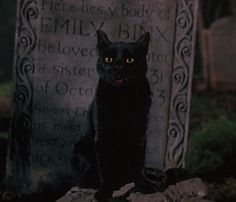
[97,30,111,48]
[136,32,150,53]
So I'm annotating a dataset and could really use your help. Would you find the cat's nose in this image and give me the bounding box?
[115,75,122,80]
[114,65,123,69]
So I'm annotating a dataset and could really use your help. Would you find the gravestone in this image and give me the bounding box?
[7,0,198,194]
[208,16,236,91]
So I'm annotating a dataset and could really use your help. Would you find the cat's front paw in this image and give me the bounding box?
[94,190,112,202]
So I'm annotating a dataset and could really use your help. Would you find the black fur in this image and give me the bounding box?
[72,30,151,201]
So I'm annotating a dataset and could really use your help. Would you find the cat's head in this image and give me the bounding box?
[96,30,150,87]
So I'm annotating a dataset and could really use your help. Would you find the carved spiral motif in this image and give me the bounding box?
[20,57,35,74]
[14,91,25,104]
[19,0,38,53]
[173,66,186,84]
[177,14,188,28]
[166,0,197,169]
[14,85,29,106]
[21,113,31,130]
[173,72,182,84]
[177,8,192,29]
[173,94,187,126]
[180,38,191,57]
[168,122,181,140]
[169,127,178,138]
[22,0,38,20]
[18,30,32,48]
[167,122,184,167]
[173,66,188,92]
[176,100,187,113]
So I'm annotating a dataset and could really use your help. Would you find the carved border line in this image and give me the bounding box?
[7,0,38,193]
[165,0,198,169]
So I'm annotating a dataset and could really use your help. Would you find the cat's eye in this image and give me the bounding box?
[104,57,113,64]
[126,57,135,64]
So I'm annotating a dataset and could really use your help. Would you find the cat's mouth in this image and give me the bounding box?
[113,76,127,85]
[115,79,124,84]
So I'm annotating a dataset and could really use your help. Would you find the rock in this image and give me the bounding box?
[56,188,96,202]
[56,178,213,202]
[128,178,208,202]
[128,192,167,202]
[113,183,135,198]
[1,191,21,201]
[181,199,213,202]
[175,178,207,198]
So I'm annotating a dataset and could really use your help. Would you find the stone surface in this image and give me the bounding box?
[56,178,211,202]
[7,0,198,194]
[175,178,207,198]
[208,16,236,91]
[56,188,96,202]
[129,178,208,202]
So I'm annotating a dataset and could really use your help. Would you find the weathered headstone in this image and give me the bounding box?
[7,0,198,194]
[208,16,236,91]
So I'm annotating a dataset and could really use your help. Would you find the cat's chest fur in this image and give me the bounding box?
[94,79,151,142]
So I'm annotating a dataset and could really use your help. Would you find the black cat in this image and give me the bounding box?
[72,30,151,201]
